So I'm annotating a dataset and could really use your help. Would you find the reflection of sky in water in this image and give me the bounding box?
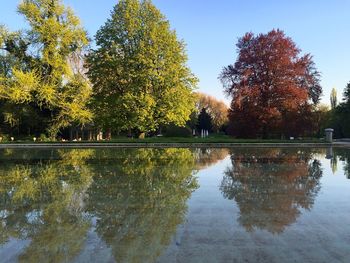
[0,148,350,263]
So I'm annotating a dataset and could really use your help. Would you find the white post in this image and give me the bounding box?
[325,128,334,143]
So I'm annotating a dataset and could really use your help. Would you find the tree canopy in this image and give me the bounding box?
[330,87,337,109]
[328,82,350,138]
[0,0,92,138]
[197,108,213,132]
[220,29,322,138]
[195,92,228,132]
[86,0,198,134]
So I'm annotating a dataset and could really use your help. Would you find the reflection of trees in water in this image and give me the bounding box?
[220,148,323,234]
[334,148,350,179]
[194,148,230,170]
[86,148,198,263]
[0,149,94,263]
[1,147,219,263]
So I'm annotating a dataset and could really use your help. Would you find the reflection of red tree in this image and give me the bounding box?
[220,149,322,234]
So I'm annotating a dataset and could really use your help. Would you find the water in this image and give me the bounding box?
[0,147,349,263]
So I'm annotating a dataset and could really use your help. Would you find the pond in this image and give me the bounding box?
[0,147,349,263]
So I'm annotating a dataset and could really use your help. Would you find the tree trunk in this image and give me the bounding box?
[69,127,73,141]
[262,124,268,139]
[106,128,112,140]
[88,130,92,141]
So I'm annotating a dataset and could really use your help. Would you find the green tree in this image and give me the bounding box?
[195,92,229,133]
[330,87,337,109]
[197,108,213,132]
[0,0,92,139]
[329,82,350,138]
[86,0,197,135]
[334,148,350,179]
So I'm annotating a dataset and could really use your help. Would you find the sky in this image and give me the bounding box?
[1,0,350,106]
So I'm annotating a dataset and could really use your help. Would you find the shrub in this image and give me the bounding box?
[0,134,9,142]
[164,125,192,137]
[39,133,50,142]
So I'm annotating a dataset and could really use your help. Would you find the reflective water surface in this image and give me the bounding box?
[0,147,349,262]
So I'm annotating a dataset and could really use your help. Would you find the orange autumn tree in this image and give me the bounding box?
[220,29,322,138]
[195,92,229,132]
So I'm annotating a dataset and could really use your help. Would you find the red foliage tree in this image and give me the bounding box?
[220,29,322,138]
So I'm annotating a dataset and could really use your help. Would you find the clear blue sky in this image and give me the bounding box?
[2,0,350,106]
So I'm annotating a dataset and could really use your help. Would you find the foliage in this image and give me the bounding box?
[312,104,331,137]
[194,92,228,132]
[0,149,94,261]
[328,82,350,138]
[86,0,198,134]
[220,29,322,138]
[186,111,198,131]
[0,0,92,138]
[330,87,337,109]
[163,123,192,137]
[220,148,323,233]
[344,82,350,103]
[197,108,213,132]
[334,148,350,179]
[86,148,198,262]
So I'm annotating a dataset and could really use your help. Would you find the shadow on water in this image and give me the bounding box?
[220,148,324,234]
[0,148,228,263]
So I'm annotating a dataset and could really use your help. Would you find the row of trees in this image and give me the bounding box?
[2,1,340,140]
[1,0,228,140]
[325,84,350,138]
[194,92,228,132]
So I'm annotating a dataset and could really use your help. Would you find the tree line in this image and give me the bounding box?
[0,0,214,140]
[1,0,342,140]
[323,84,350,138]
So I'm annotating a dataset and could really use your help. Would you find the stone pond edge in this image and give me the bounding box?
[0,142,348,148]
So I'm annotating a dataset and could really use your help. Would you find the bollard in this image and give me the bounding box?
[325,128,334,143]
